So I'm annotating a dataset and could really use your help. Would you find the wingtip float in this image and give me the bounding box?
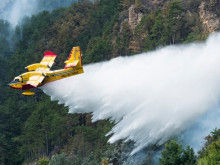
[9,46,84,96]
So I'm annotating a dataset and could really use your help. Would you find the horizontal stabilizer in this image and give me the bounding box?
[64,60,79,69]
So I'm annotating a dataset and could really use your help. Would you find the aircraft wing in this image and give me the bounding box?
[25,51,57,71]
[38,51,57,71]
[22,74,45,90]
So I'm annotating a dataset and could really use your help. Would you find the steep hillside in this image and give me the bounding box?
[1,0,220,164]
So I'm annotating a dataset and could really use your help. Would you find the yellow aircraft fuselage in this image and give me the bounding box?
[9,67,83,89]
[9,46,84,95]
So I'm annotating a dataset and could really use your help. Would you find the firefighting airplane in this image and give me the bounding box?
[9,46,84,95]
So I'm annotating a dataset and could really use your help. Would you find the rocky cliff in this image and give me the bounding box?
[116,0,220,54]
[199,1,220,33]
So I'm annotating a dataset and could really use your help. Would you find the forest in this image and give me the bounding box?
[0,0,220,164]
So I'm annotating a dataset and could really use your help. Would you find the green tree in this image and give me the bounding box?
[116,21,131,55]
[141,10,168,51]
[19,96,68,161]
[166,1,184,44]
[159,140,182,165]
[134,14,154,51]
[84,37,112,63]
[49,153,72,165]
[38,157,50,165]
[197,139,220,165]
[182,146,197,165]
[151,11,166,42]
[159,140,196,165]
[199,128,220,158]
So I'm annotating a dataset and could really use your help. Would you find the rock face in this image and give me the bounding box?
[199,1,220,33]
[126,4,144,52]
[128,5,143,32]
[118,0,220,53]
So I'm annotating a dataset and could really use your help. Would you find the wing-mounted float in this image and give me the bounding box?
[9,46,84,95]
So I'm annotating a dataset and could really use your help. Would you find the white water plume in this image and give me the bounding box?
[42,33,220,155]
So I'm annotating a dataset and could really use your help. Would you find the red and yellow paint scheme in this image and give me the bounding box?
[9,46,84,95]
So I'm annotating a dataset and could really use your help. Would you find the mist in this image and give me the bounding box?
[7,0,38,27]
[0,0,78,27]
[42,32,220,155]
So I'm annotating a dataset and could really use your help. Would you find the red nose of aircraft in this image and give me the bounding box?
[8,81,13,88]
[8,82,17,89]
[8,79,22,89]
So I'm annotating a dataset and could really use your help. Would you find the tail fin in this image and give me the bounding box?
[64,46,83,69]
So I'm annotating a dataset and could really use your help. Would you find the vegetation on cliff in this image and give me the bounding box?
[0,0,220,164]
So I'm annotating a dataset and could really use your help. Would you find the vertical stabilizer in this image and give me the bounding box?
[64,46,83,69]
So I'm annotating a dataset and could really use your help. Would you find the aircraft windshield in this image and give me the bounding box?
[11,77,20,83]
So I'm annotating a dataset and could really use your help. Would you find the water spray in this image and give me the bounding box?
[42,32,220,155]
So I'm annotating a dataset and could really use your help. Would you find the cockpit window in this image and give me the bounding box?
[11,77,21,83]
[14,78,20,82]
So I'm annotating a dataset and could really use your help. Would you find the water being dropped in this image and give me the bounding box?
[42,32,220,155]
